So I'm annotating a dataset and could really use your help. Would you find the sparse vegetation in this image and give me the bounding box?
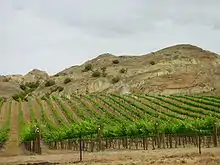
[2,77,10,82]
[54,73,67,77]
[112,59,119,64]
[41,93,50,100]
[20,84,26,91]
[102,72,107,77]
[57,86,64,92]
[150,61,156,65]
[26,81,40,89]
[45,80,55,87]
[50,85,64,93]
[101,66,107,77]
[112,76,120,84]
[101,66,107,73]
[82,63,93,72]
[120,68,127,74]
[20,81,40,91]
[12,92,28,102]
[64,78,71,84]
[92,70,101,77]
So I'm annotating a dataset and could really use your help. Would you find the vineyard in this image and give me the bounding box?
[0,94,220,155]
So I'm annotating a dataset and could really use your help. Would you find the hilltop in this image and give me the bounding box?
[1,44,220,99]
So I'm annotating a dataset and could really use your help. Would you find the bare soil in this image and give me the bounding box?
[59,97,80,120]
[30,99,42,119]
[41,101,57,124]
[0,147,220,165]
[3,101,23,156]
[0,102,8,125]
[22,102,30,122]
[50,100,69,124]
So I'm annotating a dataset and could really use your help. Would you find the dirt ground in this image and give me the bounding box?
[0,147,220,165]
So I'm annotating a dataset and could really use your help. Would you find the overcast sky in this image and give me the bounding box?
[0,0,220,75]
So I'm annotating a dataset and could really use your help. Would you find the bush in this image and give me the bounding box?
[101,66,107,77]
[92,70,101,77]
[101,66,107,72]
[41,93,50,100]
[112,76,120,84]
[26,81,40,89]
[120,68,127,73]
[64,78,71,84]
[20,84,26,91]
[112,59,119,64]
[57,86,64,92]
[20,81,40,92]
[12,92,28,102]
[3,77,10,82]
[150,61,155,65]
[54,73,67,77]
[45,80,55,87]
[82,64,92,72]
[102,72,107,77]
[50,85,64,93]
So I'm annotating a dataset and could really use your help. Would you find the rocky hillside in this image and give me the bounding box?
[1,44,220,98]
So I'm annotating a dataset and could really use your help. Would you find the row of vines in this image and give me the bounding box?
[0,94,220,146]
[0,99,11,144]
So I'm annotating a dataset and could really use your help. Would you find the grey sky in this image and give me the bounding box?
[0,0,220,75]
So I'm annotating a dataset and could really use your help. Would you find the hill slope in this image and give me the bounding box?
[1,44,220,98]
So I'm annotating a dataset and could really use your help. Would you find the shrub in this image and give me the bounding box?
[20,81,40,92]
[112,59,119,64]
[20,84,26,91]
[57,86,64,92]
[26,81,40,89]
[150,61,155,65]
[102,72,107,77]
[54,72,67,77]
[101,66,107,72]
[12,94,21,101]
[112,76,120,84]
[2,77,10,82]
[50,85,64,93]
[82,64,92,72]
[12,92,28,102]
[120,68,127,73]
[41,93,50,100]
[64,78,71,84]
[92,70,101,77]
[45,80,55,87]
[101,66,107,77]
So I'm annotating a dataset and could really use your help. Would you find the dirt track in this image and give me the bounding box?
[0,147,220,165]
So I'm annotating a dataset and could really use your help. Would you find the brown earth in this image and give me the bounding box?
[0,82,22,98]
[1,44,220,98]
[0,148,220,165]
[3,101,24,156]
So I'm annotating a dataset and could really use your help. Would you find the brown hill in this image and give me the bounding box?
[1,44,220,98]
[0,82,22,98]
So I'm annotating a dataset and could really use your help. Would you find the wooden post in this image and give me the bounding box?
[213,123,218,147]
[154,120,160,149]
[79,134,83,162]
[98,123,104,151]
[35,127,41,154]
[198,131,201,155]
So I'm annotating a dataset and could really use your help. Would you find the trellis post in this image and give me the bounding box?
[35,127,41,154]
